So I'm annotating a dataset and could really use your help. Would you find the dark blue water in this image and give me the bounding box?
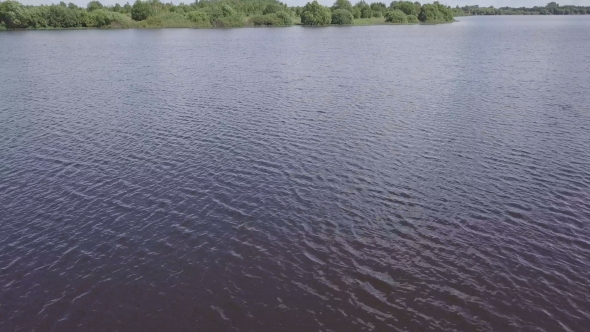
[1,16,590,331]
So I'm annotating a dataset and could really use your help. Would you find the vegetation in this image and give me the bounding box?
[300,0,331,26]
[418,2,453,23]
[0,0,454,30]
[331,8,353,24]
[385,9,407,23]
[3,0,586,30]
[249,10,291,26]
[455,2,590,16]
[406,13,418,23]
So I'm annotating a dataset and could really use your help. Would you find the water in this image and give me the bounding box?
[1,16,590,331]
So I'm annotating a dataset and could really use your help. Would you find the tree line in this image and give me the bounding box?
[299,0,453,25]
[6,0,583,30]
[455,2,590,16]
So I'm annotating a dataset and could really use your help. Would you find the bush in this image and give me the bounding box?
[331,8,353,24]
[153,12,195,28]
[80,9,132,27]
[46,5,83,28]
[250,14,275,26]
[186,11,210,27]
[372,10,382,18]
[89,9,113,26]
[212,14,244,28]
[418,3,454,23]
[143,14,162,26]
[275,11,293,25]
[220,4,235,17]
[351,7,361,18]
[250,11,292,26]
[300,0,331,26]
[406,14,418,23]
[385,9,407,23]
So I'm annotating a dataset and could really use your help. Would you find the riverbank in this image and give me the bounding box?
[0,0,455,30]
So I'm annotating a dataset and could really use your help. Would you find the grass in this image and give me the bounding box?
[353,17,387,25]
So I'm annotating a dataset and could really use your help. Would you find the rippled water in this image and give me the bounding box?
[1,16,590,331]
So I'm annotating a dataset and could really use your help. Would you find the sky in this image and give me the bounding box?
[13,0,590,9]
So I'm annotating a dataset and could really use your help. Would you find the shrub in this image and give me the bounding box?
[89,9,114,26]
[220,4,235,17]
[351,7,361,18]
[372,10,382,18]
[250,12,292,26]
[275,11,293,25]
[212,14,244,28]
[385,9,407,23]
[331,9,353,24]
[250,14,270,25]
[143,14,162,26]
[300,0,331,26]
[80,9,132,27]
[406,14,418,23]
[360,6,372,18]
[186,11,210,27]
[418,3,453,23]
[147,12,193,28]
[46,5,82,28]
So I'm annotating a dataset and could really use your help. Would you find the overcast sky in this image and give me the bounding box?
[14,0,590,9]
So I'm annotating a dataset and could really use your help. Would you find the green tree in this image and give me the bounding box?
[351,7,361,18]
[331,0,352,12]
[361,6,372,18]
[385,9,407,23]
[87,1,103,11]
[47,4,81,27]
[414,1,421,14]
[0,0,31,28]
[275,11,292,25]
[300,0,331,26]
[418,3,436,22]
[390,1,416,15]
[331,8,353,24]
[263,3,284,15]
[370,2,386,14]
[131,0,152,21]
[418,2,452,23]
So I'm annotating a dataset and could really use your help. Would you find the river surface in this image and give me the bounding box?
[1,15,590,331]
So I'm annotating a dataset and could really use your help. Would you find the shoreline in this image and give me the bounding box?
[0,21,458,31]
